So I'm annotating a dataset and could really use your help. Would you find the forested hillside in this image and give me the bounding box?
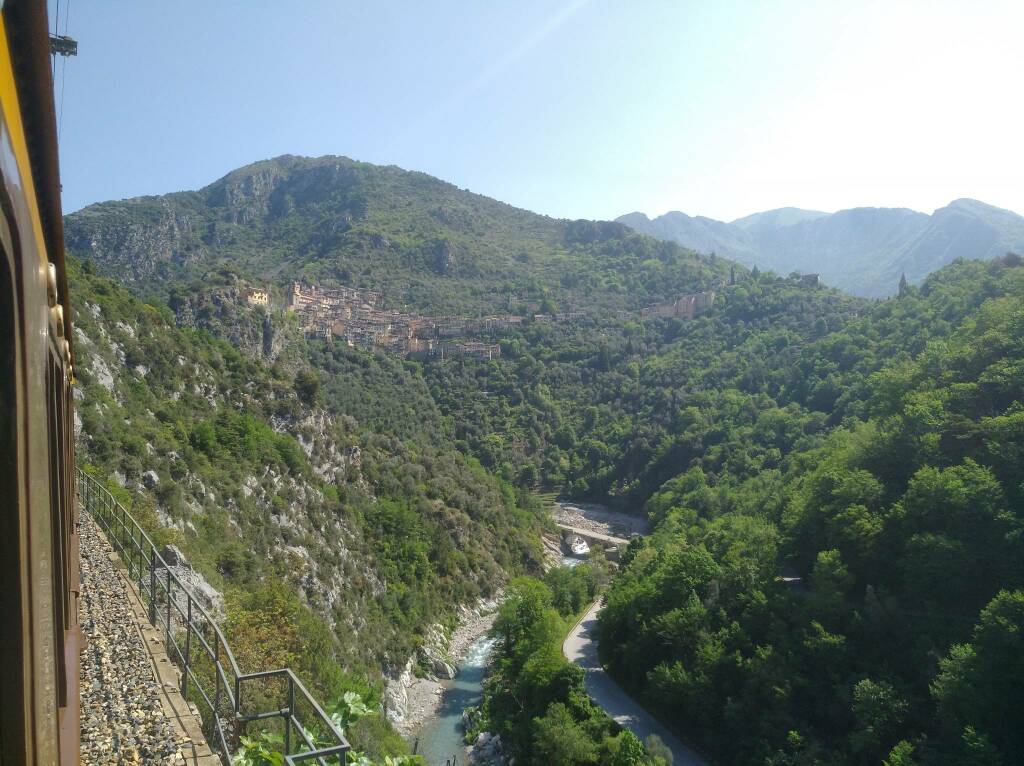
[68,255,547,759]
[64,155,736,763]
[594,255,1024,764]
[421,254,1024,764]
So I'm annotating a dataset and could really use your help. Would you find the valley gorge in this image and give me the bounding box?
[67,155,1024,766]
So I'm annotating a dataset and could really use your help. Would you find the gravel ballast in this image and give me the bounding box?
[79,513,186,764]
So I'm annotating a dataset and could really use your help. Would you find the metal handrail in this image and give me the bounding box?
[76,467,350,765]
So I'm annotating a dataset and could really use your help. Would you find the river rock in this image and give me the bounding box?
[431,656,458,679]
[468,731,504,764]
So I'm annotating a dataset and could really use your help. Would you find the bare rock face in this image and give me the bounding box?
[64,202,202,285]
[206,163,288,225]
[433,239,457,275]
[418,623,458,679]
[160,544,186,566]
[169,285,287,362]
[157,544,225,619]
[262,314,281,358]
[384,657,415,726]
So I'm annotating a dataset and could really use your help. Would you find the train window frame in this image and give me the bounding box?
[46,343,68,710]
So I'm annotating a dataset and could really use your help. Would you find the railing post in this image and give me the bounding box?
[148,552,157,625]
[166,563,172,643]
[285,675,295,754]
[134,528,142,582]
[182,595,192,698]
[235,672,242,747]
[214,642,222,747]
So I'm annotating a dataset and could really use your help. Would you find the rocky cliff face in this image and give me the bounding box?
[65,198,206,284]
[72,296,380,631]
[79,321,429,678]
[68,257,542,680]
[167,283,292,362]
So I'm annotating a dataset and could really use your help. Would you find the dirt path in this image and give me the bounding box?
[563,600,707,766]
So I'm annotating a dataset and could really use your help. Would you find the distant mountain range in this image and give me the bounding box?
[618,199,1024,296]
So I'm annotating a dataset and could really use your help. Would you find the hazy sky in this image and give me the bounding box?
[53,1,1024,221]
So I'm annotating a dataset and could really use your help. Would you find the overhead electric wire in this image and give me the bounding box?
[54,0,73,143]
[57,55,67,143]
[51,0,59,70]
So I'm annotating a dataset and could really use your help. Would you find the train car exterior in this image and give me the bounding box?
[0,1,80,764]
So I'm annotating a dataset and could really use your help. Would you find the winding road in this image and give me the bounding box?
[563,600,708,766]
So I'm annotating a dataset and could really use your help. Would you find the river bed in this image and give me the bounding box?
[413,556,580,765]
[414,633,497,765]
[553,500,651,538]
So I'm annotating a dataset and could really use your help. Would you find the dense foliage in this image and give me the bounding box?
[477,567,670,766]
[592,256,1024,764]
[415,255,1024,764]
[426,269,865,501]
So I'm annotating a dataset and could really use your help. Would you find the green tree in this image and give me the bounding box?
[882,740,916,766]
[494,577,554,652]
[809,548,853,618]
[532,703,597,766]
[644,734,673,765]
[607,731,647,766]
[849,678,908,760]
[294,368,321,405]
[931,590,1024,758]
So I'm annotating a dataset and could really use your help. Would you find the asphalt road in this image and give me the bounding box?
[563,600,708,766]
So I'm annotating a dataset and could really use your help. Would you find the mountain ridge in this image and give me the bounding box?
[618,198,1024,296]
[65,154,727,315]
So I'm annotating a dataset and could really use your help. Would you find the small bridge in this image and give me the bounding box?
[556,524,630,561]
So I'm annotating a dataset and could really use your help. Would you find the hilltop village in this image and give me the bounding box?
[640,290,716,320]
[277,282,590,360]
[244,282,727,360]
